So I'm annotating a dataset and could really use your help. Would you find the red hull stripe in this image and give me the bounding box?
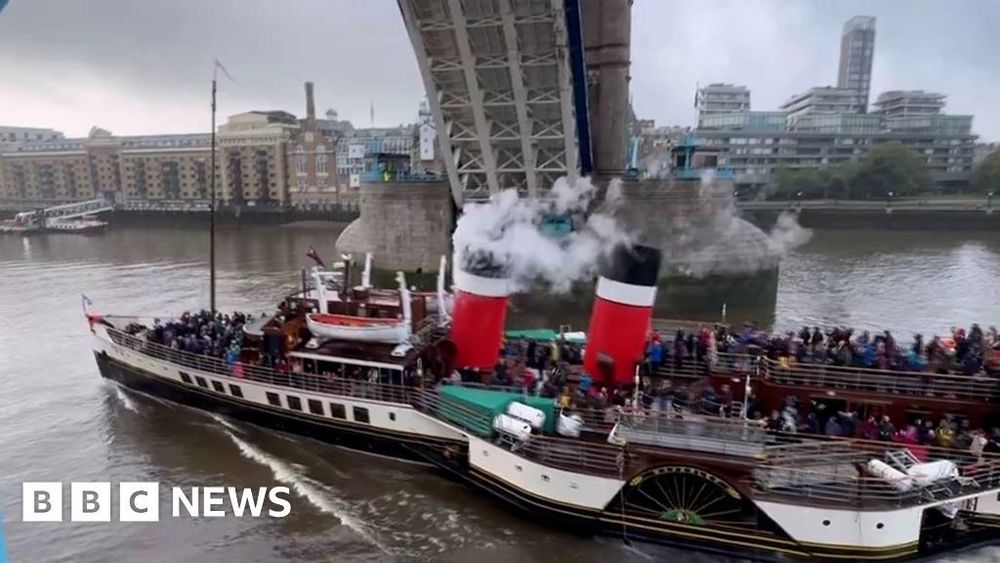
[594,276,657,307]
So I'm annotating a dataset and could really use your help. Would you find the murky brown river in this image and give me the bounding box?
[2,223,998,562]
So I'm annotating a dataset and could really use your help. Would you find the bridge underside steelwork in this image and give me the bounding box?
[400,0,588,204]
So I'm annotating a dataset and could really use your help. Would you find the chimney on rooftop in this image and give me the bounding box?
[305,82,316,122]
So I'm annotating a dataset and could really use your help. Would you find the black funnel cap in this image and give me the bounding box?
[604,244,661,287]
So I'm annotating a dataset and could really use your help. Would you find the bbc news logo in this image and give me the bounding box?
[22,482,291,522]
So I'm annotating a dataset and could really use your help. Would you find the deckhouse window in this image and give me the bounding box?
[308,399,324,416]
[195,376,207,388]
[266,392,280,406]
[229,384,243,398]
[353,407,370,424]
[329,403,346,419]
[287,396,303,411]
[211,380,225,393]
[179,372,192,385]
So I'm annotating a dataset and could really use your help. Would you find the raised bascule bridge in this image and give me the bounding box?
[337,0,780,314]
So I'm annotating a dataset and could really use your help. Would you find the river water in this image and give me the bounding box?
[1,223,999,562]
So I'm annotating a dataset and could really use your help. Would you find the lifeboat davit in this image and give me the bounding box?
[306,313,409,343]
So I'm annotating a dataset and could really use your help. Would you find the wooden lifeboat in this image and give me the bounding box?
[305,313,409,343]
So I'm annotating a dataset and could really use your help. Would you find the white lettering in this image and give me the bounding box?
[267,487,291,518]
[172,487,199,517]
[202,486,226,517]
[227,487,267,517]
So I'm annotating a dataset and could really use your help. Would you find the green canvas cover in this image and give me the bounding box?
[436,385,557,434]
[504,328,559,341]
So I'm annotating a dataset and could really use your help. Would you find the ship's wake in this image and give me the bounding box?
[206,415,506,557]
[112,384,141,414]
[222,429,389,554]
[209,413,240,433]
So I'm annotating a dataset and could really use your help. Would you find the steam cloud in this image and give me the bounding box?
[452,172,811,289]
[767,211,813,257]
[452,176,630,293]
[613,171,812,278]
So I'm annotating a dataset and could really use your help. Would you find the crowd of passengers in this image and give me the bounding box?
[470,335,1000,456]
[126,310,253,366]
[124,312,1000,454]
[129,311,1000,381]
[758,397,1000,454]
[638,323,1000,378]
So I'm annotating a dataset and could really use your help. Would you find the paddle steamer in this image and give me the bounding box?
[87,243,1000,561]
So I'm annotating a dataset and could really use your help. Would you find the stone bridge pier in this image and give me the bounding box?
[335,181,453,286]
[615,177,780,318]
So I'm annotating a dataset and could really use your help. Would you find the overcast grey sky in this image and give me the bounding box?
[0,0,996,141]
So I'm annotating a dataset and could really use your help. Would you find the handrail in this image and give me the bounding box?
[104,327,622,476]
[107,327,422,403]
[751,433,1000,506]
[751,457,1000,507]
[104,327,1000,491]
[517,435,623,475]
[649,339,999,400]
[760,357,1000,400]
[653,351,756,380]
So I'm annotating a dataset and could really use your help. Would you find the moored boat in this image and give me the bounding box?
[0,212,107,235]
[45,218,107,234]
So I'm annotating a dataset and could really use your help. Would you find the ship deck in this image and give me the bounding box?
[101,322,1000,511]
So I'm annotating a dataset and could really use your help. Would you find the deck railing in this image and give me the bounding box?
[614,413,773,458]
[650,350,1000,401]
[649,319,1000,400]
[104,327,1000,493]
[751,460,1000,507]
[759,357,1000,400]
[652,351,755,380]
[516,435,623,475]
[753,438,1000,506]
[104,327,620,476]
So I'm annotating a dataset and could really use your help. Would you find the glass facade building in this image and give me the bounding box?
[837,16,876,111]
[699,111,787,132]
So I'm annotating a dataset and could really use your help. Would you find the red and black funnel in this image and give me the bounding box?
[449,259,512,371]
[583,245,661,385]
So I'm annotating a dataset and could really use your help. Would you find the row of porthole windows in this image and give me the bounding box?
[263,391,375,424]
[178,370,392,425]
[821,519,884,530]
[486,450,581,487]
[180,371,245,398]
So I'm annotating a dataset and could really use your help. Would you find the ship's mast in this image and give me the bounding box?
[209,75,217,314]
